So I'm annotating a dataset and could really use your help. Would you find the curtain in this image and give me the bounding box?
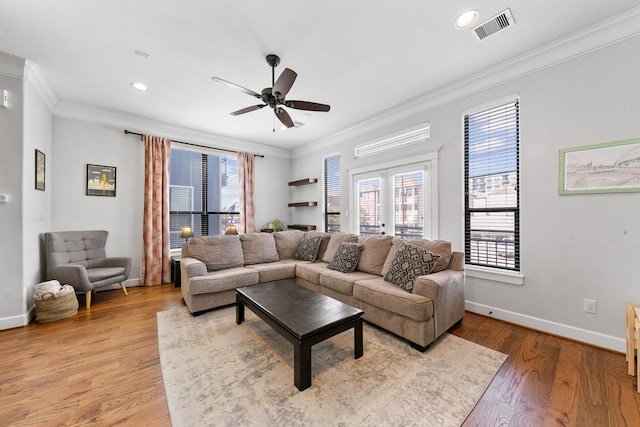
[237,152,256,233]
[142,134,172,286]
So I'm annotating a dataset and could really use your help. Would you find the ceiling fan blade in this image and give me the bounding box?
[284,100,331,112]
[230,104,267,116]
[272,68,297,99]
[211,77,261,99]
[275,107,294,128]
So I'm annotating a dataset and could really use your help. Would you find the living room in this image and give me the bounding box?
[1,3,640,422]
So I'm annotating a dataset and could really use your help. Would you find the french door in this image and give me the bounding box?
[353,165,428,238]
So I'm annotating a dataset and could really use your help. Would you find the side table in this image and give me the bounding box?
[171,256,181,287]
[626,301,640,392]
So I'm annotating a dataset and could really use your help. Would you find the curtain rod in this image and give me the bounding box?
[123,130,264,158]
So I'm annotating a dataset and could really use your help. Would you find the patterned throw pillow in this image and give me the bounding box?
[327,242,364,273]
[294,235,323,262]
[384,242,441,292]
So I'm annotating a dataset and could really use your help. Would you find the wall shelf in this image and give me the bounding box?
[288,224,317,231]
[288,201,318,207]
[288,178,318,186]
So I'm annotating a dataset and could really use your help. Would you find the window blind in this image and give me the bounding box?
[464,99,520,270]
[324,154,341,232]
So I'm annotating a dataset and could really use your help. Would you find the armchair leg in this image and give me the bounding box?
[86,291,92,310]
[120,282,129,296]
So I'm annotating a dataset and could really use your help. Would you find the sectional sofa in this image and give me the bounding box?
[180,230,465,351]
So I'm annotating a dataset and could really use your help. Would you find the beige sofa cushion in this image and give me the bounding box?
[305,231,331,261]
[240,233,279,265]
[356,235,393,275]
[321,232,359,263]
[273,230,305,260]
[185,235,244,271]
[188,267,259,295]
[353,277,433,322]
[381,238,453,276]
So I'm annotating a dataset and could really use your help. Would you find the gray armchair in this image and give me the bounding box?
[44,230,132,309]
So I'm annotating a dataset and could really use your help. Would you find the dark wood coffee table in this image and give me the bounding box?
[236,280,364,391]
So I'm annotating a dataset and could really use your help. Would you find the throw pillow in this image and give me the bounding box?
[384,241,441,292]
[294,235,323,262]
[407,239,453,273]
[321,232,359,263]
[327,242,364,273]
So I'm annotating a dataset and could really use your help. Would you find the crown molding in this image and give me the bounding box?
[24,60,57,111]
[54,102,291,159]
[0,50,25,79]
[293,5,640,158]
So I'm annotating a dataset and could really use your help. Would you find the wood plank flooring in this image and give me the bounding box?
[1,284,639,426]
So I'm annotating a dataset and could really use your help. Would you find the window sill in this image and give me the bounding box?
[465,265,524,286]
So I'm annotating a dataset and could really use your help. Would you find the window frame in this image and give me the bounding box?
[323,154,341,233]
[463,96,521,273]
[169,146,239,250]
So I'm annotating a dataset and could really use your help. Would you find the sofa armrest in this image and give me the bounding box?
[181,257,207,281]
[412,268,465,337]
[46,265,92,292]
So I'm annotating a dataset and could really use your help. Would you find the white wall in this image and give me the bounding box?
[292,34,640,352]
[0,68,25,324]
[23,74,53,308]
[51,117,292,283]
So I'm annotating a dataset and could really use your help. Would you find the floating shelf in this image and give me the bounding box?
[288,224,317,231]
[288,201,318,207]
[288,178,318,186]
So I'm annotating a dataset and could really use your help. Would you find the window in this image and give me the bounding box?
[464,98,519,270]
[169,148,239,249]
[324,154,341,232]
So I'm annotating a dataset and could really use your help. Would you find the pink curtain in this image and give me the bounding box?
[237,152,256,233]
[142,134,171,286]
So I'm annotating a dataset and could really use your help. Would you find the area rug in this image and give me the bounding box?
[157,306,507,426]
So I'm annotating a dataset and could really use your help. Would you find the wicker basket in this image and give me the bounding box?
[34,286,79,323]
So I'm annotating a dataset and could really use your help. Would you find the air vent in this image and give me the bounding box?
[473,8,515,41]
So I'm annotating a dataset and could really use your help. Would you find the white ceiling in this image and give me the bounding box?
[1,0,639,150]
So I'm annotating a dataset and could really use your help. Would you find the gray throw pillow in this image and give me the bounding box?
[294,235,323,262]
[327,242,364,273]
[384,241,440,292]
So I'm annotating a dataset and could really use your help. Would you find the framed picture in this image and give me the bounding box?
[86,164,116,197]
[559,138,640,195]
[35,149,45,191]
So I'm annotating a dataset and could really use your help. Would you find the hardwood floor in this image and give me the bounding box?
[1,285,639,426]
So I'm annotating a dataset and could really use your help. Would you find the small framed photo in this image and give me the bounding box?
[86,164,116,197]
[35,149,45,191]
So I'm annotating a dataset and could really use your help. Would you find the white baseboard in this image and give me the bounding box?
[465,301,625,353]
[0,305,36,330]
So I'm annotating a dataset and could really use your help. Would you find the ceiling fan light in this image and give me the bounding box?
[455,10,479,29]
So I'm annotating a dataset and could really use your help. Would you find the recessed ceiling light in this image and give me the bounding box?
[130,82,148,91]
[455,10,479,29]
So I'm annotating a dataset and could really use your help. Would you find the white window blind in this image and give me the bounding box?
[324,154,341,232]
[464,99,520,270]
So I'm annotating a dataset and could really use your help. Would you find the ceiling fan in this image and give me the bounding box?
[211,54,330,130]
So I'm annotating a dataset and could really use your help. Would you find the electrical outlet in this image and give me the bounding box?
[584,299,597,314]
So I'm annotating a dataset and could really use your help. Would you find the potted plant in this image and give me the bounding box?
[270,219,285,231]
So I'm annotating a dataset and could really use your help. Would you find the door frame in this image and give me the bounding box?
[348,151,440,240]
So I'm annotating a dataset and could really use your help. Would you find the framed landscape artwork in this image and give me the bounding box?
[35,149,45,191]
[558,138,640,195]
[86,164,116,197]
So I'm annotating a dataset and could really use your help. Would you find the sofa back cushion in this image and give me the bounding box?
[240,232,279,265]
[381,238,453,277]
[45,230,108,269]
[186,235,244,271]
[304,231,331,261]
[321,232,359,263]
[273,230,305,259]
[356,235,393,275]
